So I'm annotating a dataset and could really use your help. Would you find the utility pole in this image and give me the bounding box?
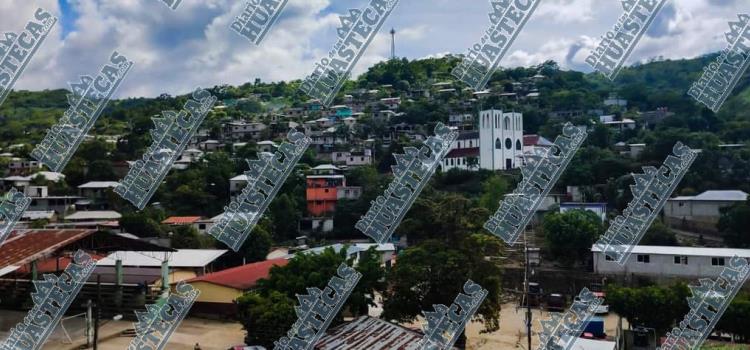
[525,231,532,350]
[390,28,396,60]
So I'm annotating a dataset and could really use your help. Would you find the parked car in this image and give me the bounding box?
[592,291,609,315]
[581,316,606,339]
[520,282,543,307]
[546,293,566,312]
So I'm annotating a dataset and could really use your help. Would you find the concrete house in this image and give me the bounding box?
[663,190,748,234]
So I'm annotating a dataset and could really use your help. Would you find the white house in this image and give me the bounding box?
[224,121,267,141]
[592,245,750,279]
[7,158,44,175]
[256,140,278,153]
[604,118,636,131]
[297,243,396,268]
[441,131,479,171]
[331,149,373,167]
[448,113,474,127]
[663,190,748,233]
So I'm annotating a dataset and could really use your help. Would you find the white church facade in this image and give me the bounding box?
[441,109,524,171]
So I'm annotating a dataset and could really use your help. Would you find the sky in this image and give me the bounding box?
[0,0,746,98]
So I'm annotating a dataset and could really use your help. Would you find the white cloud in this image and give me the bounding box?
[1,0,748,98]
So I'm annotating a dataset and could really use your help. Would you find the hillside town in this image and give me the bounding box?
[1,1,750,349]
[1,54,749,350]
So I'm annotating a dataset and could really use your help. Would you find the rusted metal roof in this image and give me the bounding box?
[315,316,429,350]
[162,216,203,225]
[0,229,96,269]
[0,229,174,270]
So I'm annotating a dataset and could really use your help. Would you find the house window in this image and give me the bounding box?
[324,189,329,193]
[673,256,688,265]
[712,257,726,266]
[495,138,502,149]
[504,116,511,129]
[516,140,522,150]
[505,138,512,149]
[637,254,650,263]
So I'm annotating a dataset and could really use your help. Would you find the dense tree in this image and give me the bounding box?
[542,210,604,266]
[715,292,750,342]
[380,189,503,346]
[170,225,213,249]
[718,200,750,248]
[119,208,166,238]
[640,219,679,246]
[478,174,510,212]
[382,234,503,344]
[234,221,273,263]
[267,193,302,242]
[236,247,385,348]
[607,283,690,334]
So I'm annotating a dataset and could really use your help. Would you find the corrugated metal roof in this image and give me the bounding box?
[315,316,429,350]
[97,249,227,268]
[668,190,748,202]
[591,245,750,258]
[65,211,122,220]
[694,190,747,201]
[21,211,56,220]
[77,181,120,189]
[0,229,96,269]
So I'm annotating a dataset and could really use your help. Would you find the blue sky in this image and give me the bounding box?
[2,0,747,98]
[57,0,76,36]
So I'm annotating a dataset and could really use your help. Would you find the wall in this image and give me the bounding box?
[593,252,744,279]
[191,281,243,304]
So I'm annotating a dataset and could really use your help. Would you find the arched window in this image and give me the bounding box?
[495,138,502,149]
[516,116,521,130]
[504,116,511,130]
[469,140,473,147]
[505,138,512,149]
[495,116,499,128]
[516,139,522,150]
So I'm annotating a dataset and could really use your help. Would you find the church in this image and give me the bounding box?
[441,109,525,171]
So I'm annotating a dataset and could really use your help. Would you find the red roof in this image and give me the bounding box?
[523,134,553,147]
[445,147,479,158]
[185,258,289,290]
[162,216,202,225]
[524,135,540,146]
[0,229,96,269]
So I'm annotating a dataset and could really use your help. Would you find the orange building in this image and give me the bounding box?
[306,175,346,216]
